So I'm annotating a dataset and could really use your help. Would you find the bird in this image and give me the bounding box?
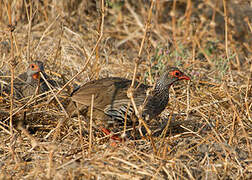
[67,66,190,138]
[9,61,57,99]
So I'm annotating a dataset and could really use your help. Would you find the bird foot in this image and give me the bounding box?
[100,127,122,142]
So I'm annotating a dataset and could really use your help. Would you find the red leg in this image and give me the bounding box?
[100,127,122,142]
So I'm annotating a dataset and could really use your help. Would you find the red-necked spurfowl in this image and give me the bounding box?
[67,67,190,139]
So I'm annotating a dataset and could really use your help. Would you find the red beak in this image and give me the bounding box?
[179,75,190,80]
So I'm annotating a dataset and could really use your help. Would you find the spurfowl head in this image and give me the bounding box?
[26,61,44,82]
[143,66,190,120]
[156,66,190,89]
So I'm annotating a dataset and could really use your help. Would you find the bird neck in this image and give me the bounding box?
[154,79,173,94]
[152,81,171,102]
[39,72,48,82]
[26,74,37,84]
[143,81,172,120]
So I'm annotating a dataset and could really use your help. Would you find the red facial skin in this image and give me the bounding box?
[30,63,41,80]
[169,70,190,80]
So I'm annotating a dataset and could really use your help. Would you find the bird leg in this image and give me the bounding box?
[100,127,122,142]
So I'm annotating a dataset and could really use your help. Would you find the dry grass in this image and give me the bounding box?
[0,0,252,179]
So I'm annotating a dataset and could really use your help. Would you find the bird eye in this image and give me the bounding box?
[31,64,35,69]
[174,71,181,76]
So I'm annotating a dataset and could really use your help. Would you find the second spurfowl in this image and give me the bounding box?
[11,61,57,99]
[67,67,190,137]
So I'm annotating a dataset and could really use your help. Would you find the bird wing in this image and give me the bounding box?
[103,96,145,121]
[10,72,30,98]
[14,72,28,86]
[70,77,151,121]
[71,77,131,107]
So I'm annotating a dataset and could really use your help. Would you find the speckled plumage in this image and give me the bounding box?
[67,67,190,133]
